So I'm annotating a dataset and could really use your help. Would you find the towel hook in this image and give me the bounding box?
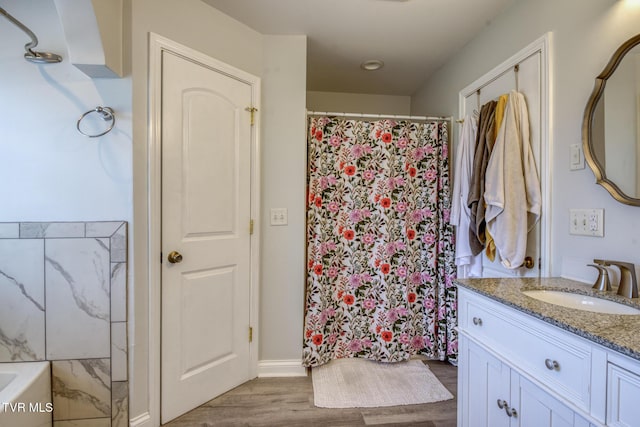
[77,106,115,138]
[514,64,520,92]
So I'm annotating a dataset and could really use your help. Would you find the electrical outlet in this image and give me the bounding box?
[588,213,598,231]
[270,208,288,226]
[569,209,604,237]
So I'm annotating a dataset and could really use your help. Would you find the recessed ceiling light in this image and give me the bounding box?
[361,60,384,71]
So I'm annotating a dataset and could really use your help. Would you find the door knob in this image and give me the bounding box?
[167,251,183,264]
[522,256,534,269]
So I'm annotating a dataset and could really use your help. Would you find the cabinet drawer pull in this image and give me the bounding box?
[472,317,483,326]
[496,399,506,409]
[544,358,560,370]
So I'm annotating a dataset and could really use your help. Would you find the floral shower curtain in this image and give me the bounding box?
[302,116,457,368]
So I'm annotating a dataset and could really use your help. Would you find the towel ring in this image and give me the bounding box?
[77,106,115,138]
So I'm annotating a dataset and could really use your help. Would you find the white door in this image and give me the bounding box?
[160,49,255,423]
[461,52,542,278]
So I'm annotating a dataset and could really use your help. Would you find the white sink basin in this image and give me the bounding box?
[522,290,640,315]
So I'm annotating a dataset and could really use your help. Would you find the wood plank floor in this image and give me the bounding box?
[163,360,457,427]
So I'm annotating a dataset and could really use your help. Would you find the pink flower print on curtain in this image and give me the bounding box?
[303,117,457,367]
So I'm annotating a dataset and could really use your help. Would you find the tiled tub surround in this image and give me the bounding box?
[0,222,128,427]
[455,277,640,361]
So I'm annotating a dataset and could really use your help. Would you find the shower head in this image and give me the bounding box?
[0,6,62,63]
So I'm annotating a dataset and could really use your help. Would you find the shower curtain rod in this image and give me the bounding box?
[306,110,452,122]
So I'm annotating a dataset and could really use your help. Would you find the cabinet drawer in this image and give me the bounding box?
[460,290,592,411]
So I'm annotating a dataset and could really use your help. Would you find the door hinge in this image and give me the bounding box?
[249,326,253,342]
[160,252,163,264]
[245,107,258,126]
[538,257,542,271]
[249,219,254,235]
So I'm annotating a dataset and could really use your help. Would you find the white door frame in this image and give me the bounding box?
[458,33,552,277]
[146,32,261,425]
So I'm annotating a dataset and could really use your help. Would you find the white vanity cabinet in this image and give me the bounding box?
[460,334,590,427]
[456,286,640,427]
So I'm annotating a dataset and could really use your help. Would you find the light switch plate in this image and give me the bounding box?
[570,144,585,170]
[270,208,288,226]
[569,208,604,237]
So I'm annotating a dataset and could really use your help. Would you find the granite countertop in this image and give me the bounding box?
[454,277,640,362]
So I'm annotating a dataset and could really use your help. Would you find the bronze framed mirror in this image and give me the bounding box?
[582,33,640,206]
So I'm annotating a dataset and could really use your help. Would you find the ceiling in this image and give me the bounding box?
[203,0,518,96]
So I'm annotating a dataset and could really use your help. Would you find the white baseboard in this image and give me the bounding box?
[130,412,153,427]
[258,359,307,377]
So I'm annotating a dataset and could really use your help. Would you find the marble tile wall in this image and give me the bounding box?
[0,222,128,427]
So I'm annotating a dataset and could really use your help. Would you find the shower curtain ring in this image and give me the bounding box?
[77,106,116,137]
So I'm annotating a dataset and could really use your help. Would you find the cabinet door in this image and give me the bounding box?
[607,362,640,427]
[459,336,511,427]
[514,375,576,427]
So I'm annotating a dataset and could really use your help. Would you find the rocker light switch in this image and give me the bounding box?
[570,144,585,170]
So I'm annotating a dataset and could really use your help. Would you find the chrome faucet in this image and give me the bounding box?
[594,259,638,298]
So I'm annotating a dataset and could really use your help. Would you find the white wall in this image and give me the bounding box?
[0,0,132,222]
[260,36,308,362]
[307,90,411,115]
[411,0,640,283]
